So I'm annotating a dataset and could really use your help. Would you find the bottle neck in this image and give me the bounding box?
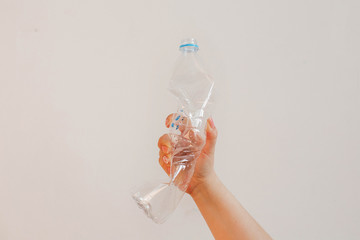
[180,48,198,54]
[179,43,199,53]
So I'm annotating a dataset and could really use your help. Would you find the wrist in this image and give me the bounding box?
[190,171,219,200]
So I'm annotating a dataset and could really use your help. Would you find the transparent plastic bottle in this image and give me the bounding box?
[132,38,214,223]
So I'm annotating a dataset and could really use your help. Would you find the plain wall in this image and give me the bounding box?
[1,0,359,239]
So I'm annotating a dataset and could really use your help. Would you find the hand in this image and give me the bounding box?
[157,113,218,196]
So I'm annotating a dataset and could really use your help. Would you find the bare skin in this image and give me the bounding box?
[158,114,272,240]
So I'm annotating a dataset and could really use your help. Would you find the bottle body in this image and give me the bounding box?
[132,38,214,223]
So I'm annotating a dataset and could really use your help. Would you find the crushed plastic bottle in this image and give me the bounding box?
[132,38,214,223]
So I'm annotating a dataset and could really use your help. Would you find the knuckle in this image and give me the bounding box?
[207,128,218,139]
[212,128,218,138]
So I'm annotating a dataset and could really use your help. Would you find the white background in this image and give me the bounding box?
[1,0,359,239]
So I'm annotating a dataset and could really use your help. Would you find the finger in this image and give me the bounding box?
[159,149,171,164]
[165,113,175,128]
[189,129,204,148]
[158,134,172,153]
[158,151,170,175]
[202,118,218,156]
[158,134,173,175]
[172,134,201,156]
[165,113,192,134]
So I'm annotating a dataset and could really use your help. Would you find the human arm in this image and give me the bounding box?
[158,115,272,240]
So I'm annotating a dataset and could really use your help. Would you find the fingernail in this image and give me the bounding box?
[163,155,169,164]
[161,145,168,154]
[209,118,215,128]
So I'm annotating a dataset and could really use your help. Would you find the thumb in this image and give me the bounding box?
[202,118,218,156]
